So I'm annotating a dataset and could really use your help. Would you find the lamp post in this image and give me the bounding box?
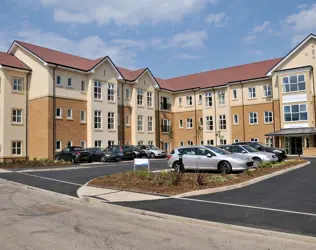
[178,153,183,172]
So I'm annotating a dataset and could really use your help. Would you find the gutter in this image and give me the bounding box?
[311,68,316,130]
[157,89,161,148]
[25,70,31,160]
[52,65,58,159]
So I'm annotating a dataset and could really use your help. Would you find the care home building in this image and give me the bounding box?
[1,33,316,161]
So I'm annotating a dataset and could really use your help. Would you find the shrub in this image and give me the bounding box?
[134,170,153,180]
[210,175,228,183]
[258,161,274,169]
[171,171,184,186]
[196,172,206,186]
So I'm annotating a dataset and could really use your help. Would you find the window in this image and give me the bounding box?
[147,92,153,107]
[251,138,259,142]
[263,85,272,97]
[199,117,203,126]
[80,140,86,149]
[200,140,204,145]
[12,77,23,92]
[138,141,144,146]
[108,112,115,130]
[137,89,143,106]
[249,112,258,124]
[12,141,22,155]
[12,109,22,124]
[117,113,120,126]
[148,141,153,145]
[108,84,115,101]
[218,91,225,105]
[67,78,72,87]
[125,115,130,126]
[282,75,306,92]
[94,110,102,129]
[178,97,182,106]
[126,141,130,145]
[265,137,273,147]
[248,87,256,98]
[117,87,120,99]
[162,119,171,132]
[186,96,193,106]
[180,141,184,147]
[56,108,62,118]
[264,111,273,123]
[234,139,239,143]
[187,141,193,146]
[220,139,227,145]
[80,110,86,123]
[95,140,102,148]
[67,141,72,147]
[56,76,62,86]
[219,115,226,130]
[284,104,308,121]
[56,140,62,151]
[67,109,72,119]
[207,140,214,145]
[108,141,115,146]
[232,89,237,99]
[186,118,193,128]
[80,81,86,92]
[137,115,143,131]
[206,116,213,131]
[94,81,102,100]
[125,88,130,99]
[148,116,153,132]
[205,92,212,107]
[179,119,183,128]
[198,94,202,104]
[233,114,239,124]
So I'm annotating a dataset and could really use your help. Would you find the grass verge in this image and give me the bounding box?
[0,158,72,169]
[88,158,307,196]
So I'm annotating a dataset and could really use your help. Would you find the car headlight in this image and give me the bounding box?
[273,150,282,154]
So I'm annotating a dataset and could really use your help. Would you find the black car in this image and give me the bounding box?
[106,145,134,160]
[232,142,287,161]
[55,146,92,164]
[131,145,147,158]
[85,147,122,162]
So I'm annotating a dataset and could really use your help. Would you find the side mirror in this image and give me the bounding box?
[206,153,212,158]
[242,150,247,154]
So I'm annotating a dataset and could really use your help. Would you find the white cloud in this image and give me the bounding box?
[297,4,308,9]
[111,39,146,50]
[29,0,218,26]
[253,21,271,32]
[153,30,208,49]
[285,4,316,32]
[241,35,256,42]
[247,49,264,55]
[291,34,307,46]
[174,53,202,59]
[205,12,227,26]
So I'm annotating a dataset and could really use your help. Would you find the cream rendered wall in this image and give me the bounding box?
[0,70,4,158]
[87,62,119,148]
[202,89,216,144]
[242,80,273,106]
[131,72,156,145]
[173,90,201,113]
[13,47,50,100]
[1,69,27,158]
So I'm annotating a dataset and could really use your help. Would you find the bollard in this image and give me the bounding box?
[297,148,302,158]
[178,153,184,172]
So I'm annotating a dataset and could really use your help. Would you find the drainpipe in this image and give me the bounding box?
[52,65,58,159]
[311,68,316,148]
[157,89,161,148]
[194,89,198,145]
[121,80,125,145]
[213,88,217,146]
[25,71,31,160]
[241,82,246,141]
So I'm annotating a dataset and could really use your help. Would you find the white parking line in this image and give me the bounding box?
[17,172,82,186]
[177,197,316,217]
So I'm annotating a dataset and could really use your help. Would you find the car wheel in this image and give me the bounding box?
[88,158,92,163]
[253,157,262,168]
[218,161,232,174]
[150,153,155,159]
[133,153,137,158]
[172,161,184,172]
[101,155,107,162]
[72,157,78,164]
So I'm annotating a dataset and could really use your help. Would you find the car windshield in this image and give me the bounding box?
[205,146,231,155]
[148,145,159,150]
[241,145,258,152]
[122,146,132,150]
[73,147,83,151]
[254,143,267,148]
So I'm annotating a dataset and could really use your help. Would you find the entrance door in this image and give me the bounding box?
[290,137,303,155]
[163,142,170,153]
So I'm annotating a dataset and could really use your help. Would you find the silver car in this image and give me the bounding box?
[167,146,253,174]
[138,145,167,158]
[218,144,278,167]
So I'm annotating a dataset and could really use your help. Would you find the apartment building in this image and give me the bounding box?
[1,33,316,160]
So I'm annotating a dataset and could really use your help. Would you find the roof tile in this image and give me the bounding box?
[0,51,31,71]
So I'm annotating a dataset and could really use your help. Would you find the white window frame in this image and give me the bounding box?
[233,114,239,125]
[56,76,62,86]
[218,91,225,105]
[251,138,259,142]
[56,108,62,119]
[117,87,120,99]
[148,116,153,132]
[148,141,154,145]
[234,139,239,143]
[108,112,115,130]
[147,92,153,107]
[186,118,193,128]
[263,84,272,97]
[265,137,273,147]
[205,92,212,107]
[179,119,183,128]
[125,141,130,145]
[282,74,306,93]
[108,84,115,102]
[232,89,237,99]
[200,140,204,145]
[207,140,214,145]
[94,110,102,130]
[94,81,102,100]
[249,112,258,124]
[248,87,256,99]
[125,114,130,126]
[138,141,144,146]
[187,141,193,146]
[198,94,203,104]
[219,114,226,130]
[220,139,227,145]
[178,97,182,106]
[199,117,203,126]
[67,141,72,147]
[67,77,72,88]
[12,141,22,155]
[67,109,73,119]
[137,89,143,106]
[186,96,193,106]
[125,88,130,99]
[80,110,86,123]
[12,77,23,92]
[108,140,115,146]
[94,140,102,148]
[264,111,273,124]
[179,141,184,147]
[206,116,213,131]
[80,140,86,149]
[80,81,86,92]
[56,140,62,151]
[137,115,143,131]
[283,104,308,122]
[12,109,23,124]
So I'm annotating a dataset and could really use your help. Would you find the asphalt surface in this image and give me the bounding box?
[1,157,316,237]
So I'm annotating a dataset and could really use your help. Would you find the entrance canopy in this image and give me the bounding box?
[265,127,316,137]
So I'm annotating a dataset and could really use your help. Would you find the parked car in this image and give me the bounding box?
[233,142,287,161]
[55,146,92,164]
[218,144,278,167]
[131,145,147,158]
[106,145,134,160]
[167,146,253,174]
[85,147,121,162]
[138,145,167,158]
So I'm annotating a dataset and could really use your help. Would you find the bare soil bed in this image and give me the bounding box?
[0,158,72,169]
[89,158,307,196]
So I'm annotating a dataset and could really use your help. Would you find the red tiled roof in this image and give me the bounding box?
[117,67,146,81]
[15,41,106,71]
[160,58,283,91]
[0,51,31,71]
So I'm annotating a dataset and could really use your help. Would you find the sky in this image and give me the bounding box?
[0,0,315,79]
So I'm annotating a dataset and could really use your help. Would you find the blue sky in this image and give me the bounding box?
[0,0,315,78]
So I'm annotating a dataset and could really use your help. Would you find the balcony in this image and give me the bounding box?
[161,125,171,133]
[160,102,171,111]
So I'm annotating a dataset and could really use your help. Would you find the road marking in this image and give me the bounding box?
[177,197,316,217]
[17,172,82,187]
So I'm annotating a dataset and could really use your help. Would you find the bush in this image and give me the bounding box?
[134,170,153,180]
[210,175,228,183]
[258,161,274,169]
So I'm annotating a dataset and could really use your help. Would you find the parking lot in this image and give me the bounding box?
[1,157,316,237]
